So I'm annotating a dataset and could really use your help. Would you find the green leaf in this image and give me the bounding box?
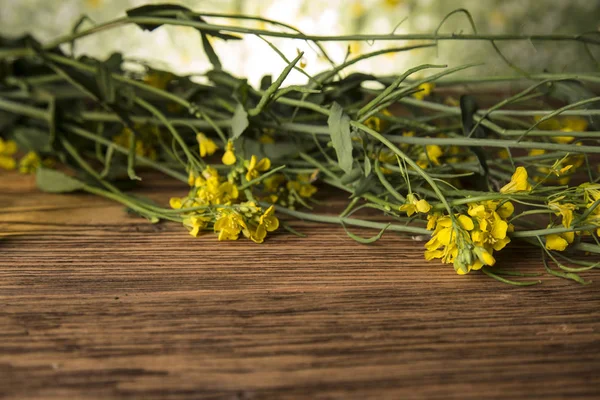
[231,103,249,139]
[201,33,221,70]
[340,167,362,185]
[12,127,52,153]
[240,137,310,161]
[104,52,124,71]
[364,155,372,176]
[95,61,116,103]
[327,102,353,174]
[36,168,85,193]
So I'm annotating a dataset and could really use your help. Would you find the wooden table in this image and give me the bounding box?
[1,170,599,399]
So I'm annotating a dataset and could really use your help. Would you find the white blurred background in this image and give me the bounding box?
[1,0,599,86]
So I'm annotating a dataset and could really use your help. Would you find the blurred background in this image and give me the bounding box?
[1,0,599,86]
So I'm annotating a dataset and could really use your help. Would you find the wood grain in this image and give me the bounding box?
[1,170,599,400]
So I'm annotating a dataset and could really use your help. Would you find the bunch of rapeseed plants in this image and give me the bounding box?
[1,4,600,285]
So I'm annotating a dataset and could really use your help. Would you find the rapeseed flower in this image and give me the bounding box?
[399,193,431,216]
[18,151,41,174]
[500,167,531,194]
[0,138,17,170]
[197,133,219,157]
[425,200,514,275]
[245,155,271,182]
[413,83,434,101]
[222,140,237,165]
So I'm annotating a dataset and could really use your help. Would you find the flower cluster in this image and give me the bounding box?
[262,173,318,209]
[0,138,48,175]
[167,133,282,243]
[112,125,158,160]
[214,202,279,243]
[425,199,514,275]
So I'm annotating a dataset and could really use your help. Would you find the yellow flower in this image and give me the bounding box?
[416,144,443,169]
[498,149,510,160]
[552,163,573,177]
[246,205,280,244]
[545,234,570,251]
[579,183,600,204]
[245,155,271,182]
[0,138,17,170]
[169,197,183,209]
[500,167,531,194]
[222,140,236,165]
[258,134,275,144]
[113,128,156,160]
[183,215,211,237]
[425,200,514,275]
[197,133,219,157]
[287,174,318,198]
[535,116,588,144]
[214,209,246,241]
[413,83,434,101]
[399,193,431,216]
[545,197,576,250]
[264,173,286,192]
[217,181,239,204]
[548,197,575,228]
[18,151,41,174]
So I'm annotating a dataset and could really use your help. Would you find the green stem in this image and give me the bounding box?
[41,16,600,48]
[271,205,430,235]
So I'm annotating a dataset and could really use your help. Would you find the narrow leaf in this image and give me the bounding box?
[231,103,249,139]
[95,61,115,103]
[13,127,51,153]
[36,168,85,193]
[327,102,353,174]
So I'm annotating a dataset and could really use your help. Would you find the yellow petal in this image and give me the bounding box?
[497,201,514,219]
[399,204,416,217]
[256,157,271,172]
[222,150,236,165]
[470,259,484,271]
[545,234,568,251]
[438,227,453,246]
[426,214,438,230]
[492,236,511,251]
[491,219,508,240]
[0,156,16,170]
[414,199,430,214]
[253,224,267,243]
[478,248,496,266]
[500,166,531,193]
[169,197,182,209]
[424,249,444,260]
[562,231,574,244]
[468,204,486,218]
[457,215,474,231]
[0,139,18,155]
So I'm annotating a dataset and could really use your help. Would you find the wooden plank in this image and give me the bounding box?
[1,170,599,399]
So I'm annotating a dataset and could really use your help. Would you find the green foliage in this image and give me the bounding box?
[36,168,85,193]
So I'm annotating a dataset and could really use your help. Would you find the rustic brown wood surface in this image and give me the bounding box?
[1,170,599,400]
